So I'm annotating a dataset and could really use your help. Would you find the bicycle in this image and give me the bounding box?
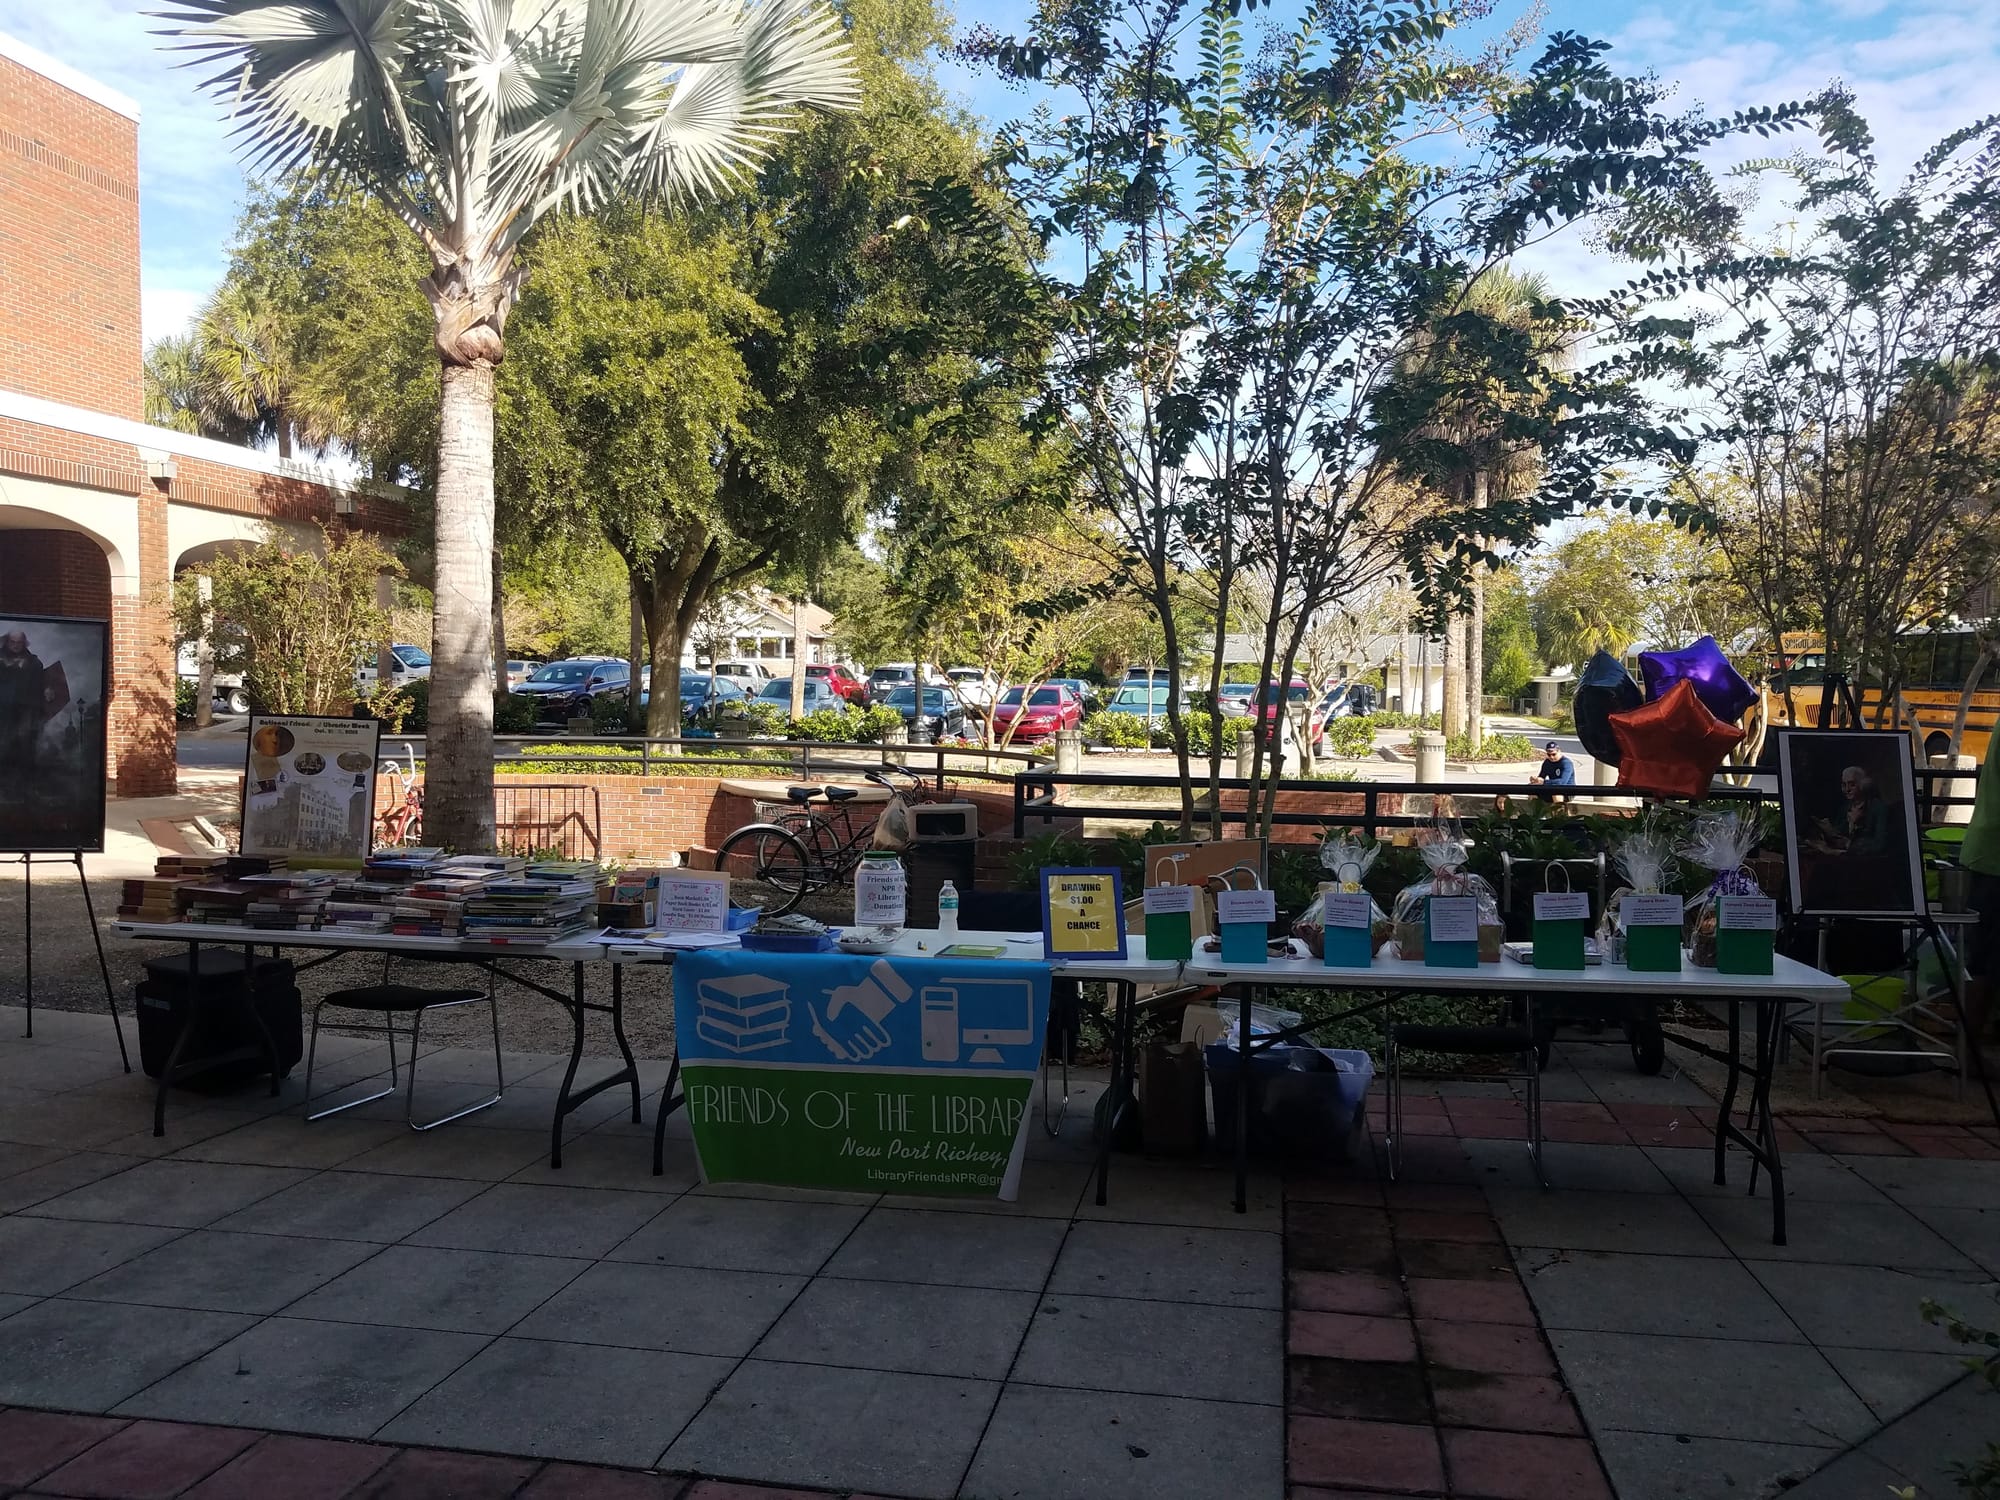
[376,747,424,848]
[713,764,935,917]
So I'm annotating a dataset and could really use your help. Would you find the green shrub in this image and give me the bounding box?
[1182,710,1229,758]
[1447,731,1535,762]
[493,691,539,733]
[1085,711,1151,748]
[1372,709,1438,730]
[365,677,429,732]
[586,691,631,733]
[791,706,861,742]
[1320,714,1378,759]
[174,678,197,724]
[1006,830,1098,890]
[743,702,788,737]
[854,704,907,742]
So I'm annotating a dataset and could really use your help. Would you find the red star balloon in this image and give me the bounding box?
[1609,678,1745,799]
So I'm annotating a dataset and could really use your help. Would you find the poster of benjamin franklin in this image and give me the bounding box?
[0,614,108,853]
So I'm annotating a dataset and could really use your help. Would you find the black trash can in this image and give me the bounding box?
[136,949,303,1090]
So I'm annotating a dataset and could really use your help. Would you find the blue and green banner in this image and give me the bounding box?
[673,950,1051,1199]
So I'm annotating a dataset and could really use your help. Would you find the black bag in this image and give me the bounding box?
[135,949,303,1090]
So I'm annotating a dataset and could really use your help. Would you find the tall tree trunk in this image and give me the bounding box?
[628,582,646,735]
[1441,616,1466,740]
[1465,468,1489,751]
[491,546,507,695]
[425,362,497,851]
[789,597,807,720]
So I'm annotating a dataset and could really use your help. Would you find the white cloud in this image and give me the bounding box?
[141,285,205,348]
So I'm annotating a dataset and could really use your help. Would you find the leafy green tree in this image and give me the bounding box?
[171,528,400,715]
[1626,106,2000,710]
[976,1,1811,833]
[1481,570,1542,702]
[1528,516,1759,673]
[164,0,858,849]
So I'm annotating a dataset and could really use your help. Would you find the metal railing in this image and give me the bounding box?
[374,733,1047,796]
[1011,766,1981,839]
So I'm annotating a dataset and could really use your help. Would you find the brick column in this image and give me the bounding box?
[112,488,174,796]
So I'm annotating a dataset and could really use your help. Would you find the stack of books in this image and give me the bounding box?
[177,879,264,926]
[324,849,448,932]
[118,853,228,921]
[238,871,338,931]
[692,973,792,1054]
[390,873,491,938]
[459,877,595,944]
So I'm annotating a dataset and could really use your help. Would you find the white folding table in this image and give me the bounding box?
[1182,949,1851,1243]
[117,921,648,1164]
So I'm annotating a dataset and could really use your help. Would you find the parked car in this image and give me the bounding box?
[502,659,541,688]
[864,663,923,703]
[511,657,630,723]
[355,643,433,692]
[708,659,772,682]
[1122,667,1175,686]
[757,677,847,716]
[1215,682,1258,716]
[1046,676,1102,712]
[942,666,999,708]
[656,672,750,723]
[1102,684,1182,730]
[802,661,866,703]
[881,684,978,742]
[991,684,1083,740]
[175,640,252,716]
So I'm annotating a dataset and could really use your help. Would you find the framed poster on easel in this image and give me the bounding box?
[240,714,383,868]
[0,612,108,854]
[0,612,124,1061]
[1776,728,1924,917]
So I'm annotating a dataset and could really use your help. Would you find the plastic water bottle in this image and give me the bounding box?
[937,879,960,937]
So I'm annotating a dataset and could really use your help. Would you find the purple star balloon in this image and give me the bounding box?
[1638,636,1757,725]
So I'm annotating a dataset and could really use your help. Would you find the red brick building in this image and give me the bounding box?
[0,33,404,800]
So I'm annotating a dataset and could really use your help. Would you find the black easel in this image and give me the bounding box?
[8,851,130,1071]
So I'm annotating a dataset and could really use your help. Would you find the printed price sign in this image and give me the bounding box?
[658,871,732,933]
[1533,891,1591,923]
[1217,888,1278,926]
[1040,868,1127,960]
[1143,884,1197,915]
[1717,895,1778,931]
[1324,891,1373,930]
[1624,893,1684,928]
[1427,895,1479,943]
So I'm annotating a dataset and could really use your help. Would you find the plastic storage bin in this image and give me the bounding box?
[1205,1042,1374,1158]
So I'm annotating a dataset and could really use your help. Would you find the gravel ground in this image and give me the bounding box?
[0,877,682,1059]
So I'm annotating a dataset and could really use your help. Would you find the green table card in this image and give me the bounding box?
[1714,894,1777,975]
[1531,889,1590,970]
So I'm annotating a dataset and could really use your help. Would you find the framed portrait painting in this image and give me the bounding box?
[1776,728,1924,918]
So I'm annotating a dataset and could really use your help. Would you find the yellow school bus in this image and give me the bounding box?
[1763,628,2000,763]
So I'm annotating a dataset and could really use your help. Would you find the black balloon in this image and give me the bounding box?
[1572,650,1643,766]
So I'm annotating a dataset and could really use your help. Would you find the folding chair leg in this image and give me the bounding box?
[303,1003,400,1123]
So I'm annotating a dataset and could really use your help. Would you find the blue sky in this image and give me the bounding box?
[7,0,1997,347]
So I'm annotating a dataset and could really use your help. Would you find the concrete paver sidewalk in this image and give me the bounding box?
[2,1002,1998,1498]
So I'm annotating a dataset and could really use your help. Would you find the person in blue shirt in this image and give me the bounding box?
[1530,742,1575,799]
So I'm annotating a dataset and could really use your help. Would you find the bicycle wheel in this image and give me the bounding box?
[715,823,813,918]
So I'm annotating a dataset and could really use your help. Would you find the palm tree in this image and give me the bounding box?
[161,0,859,849]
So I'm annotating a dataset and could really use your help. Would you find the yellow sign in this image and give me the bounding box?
[1039,867,1128,960]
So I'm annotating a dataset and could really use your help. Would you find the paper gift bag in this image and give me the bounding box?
[1714,894,1776,975]
[1141,883,1201,962]
[1217,885,1276,964]
[1623,892,1683,972]
[1322,889,1374,968]
[1424,894,1479,968]
[1139,1039,1208,1154]
[1531,870,1589,971]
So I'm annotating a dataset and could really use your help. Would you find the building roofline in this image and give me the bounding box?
[0,388,393,500]
[0,33,141,122]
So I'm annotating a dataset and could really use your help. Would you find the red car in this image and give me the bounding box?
[803,662,866,703]
[991,683,1083,739]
